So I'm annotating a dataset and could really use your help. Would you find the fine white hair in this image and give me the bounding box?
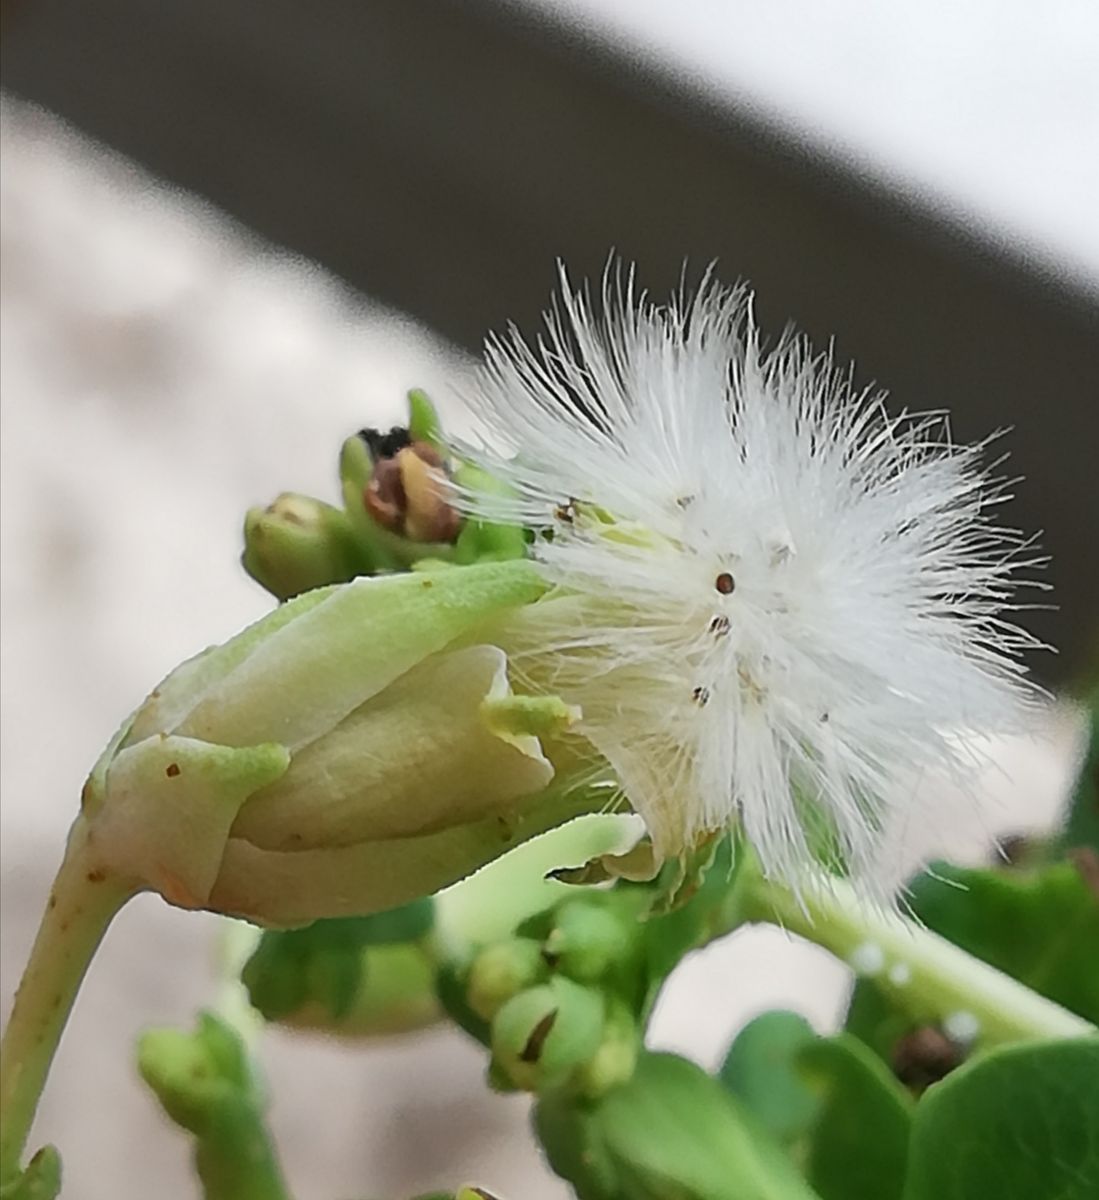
[456,264,1042,898]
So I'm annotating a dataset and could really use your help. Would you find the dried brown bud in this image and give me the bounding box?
[364,442,462,544]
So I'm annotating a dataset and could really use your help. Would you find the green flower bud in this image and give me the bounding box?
[242,493,372,600]
[466,938,548,1022]
[573,998,640,1098]
[543,897,636,983]
[138,1013,288,1200]
[490,977,604,1092]
[81,562,596,926]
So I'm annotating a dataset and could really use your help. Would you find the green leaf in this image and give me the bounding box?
[593,1052,822,1200]
[718,1011,821,1145]
[242,899,434,1022]
[799,1034,913,1200]
[720,1014,913,1200]
[904,1038,1099,1200]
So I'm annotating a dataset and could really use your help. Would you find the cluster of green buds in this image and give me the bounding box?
[435,838,831,1200]
[242,390,525,601]
[463,892,646,1098]
[440,836,745,1098]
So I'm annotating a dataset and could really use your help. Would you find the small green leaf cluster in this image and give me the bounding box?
[241,898,441,1036]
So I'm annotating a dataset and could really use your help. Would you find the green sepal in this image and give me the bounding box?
[452,462,528,564]
[96,736,290,907]
[406,389,444,448]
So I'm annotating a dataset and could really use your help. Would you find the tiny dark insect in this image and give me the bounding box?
[554,498,578,525]
[692,685,711,706]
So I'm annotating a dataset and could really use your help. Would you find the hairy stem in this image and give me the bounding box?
[0,817,136,1183]
[744,873,1095,1047]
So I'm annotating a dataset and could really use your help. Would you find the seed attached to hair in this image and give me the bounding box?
[715,572,735,595]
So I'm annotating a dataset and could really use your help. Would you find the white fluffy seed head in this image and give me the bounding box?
[456,265,1042,898]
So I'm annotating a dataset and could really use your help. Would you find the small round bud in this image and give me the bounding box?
[491,977,604,1092]
[574,999,640,1097]
[543,898,632,982]
[242,493,369,600]
[467,938,548,1022]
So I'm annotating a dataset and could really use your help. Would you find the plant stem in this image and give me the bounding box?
[0,817,136,1183]
[744,874,1096,1047]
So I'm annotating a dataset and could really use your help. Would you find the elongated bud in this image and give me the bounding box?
[81,562,602,926]
[138,1013,288,1198]
[242,493,370,600]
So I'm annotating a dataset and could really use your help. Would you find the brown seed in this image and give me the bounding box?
[165,763,181,778]
[715,571,735,594]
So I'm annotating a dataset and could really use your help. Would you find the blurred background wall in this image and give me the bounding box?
[1,3,1096,1197]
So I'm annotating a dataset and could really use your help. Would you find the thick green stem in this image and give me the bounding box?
[0,818,136,1183]
[745,874,1095,1047]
